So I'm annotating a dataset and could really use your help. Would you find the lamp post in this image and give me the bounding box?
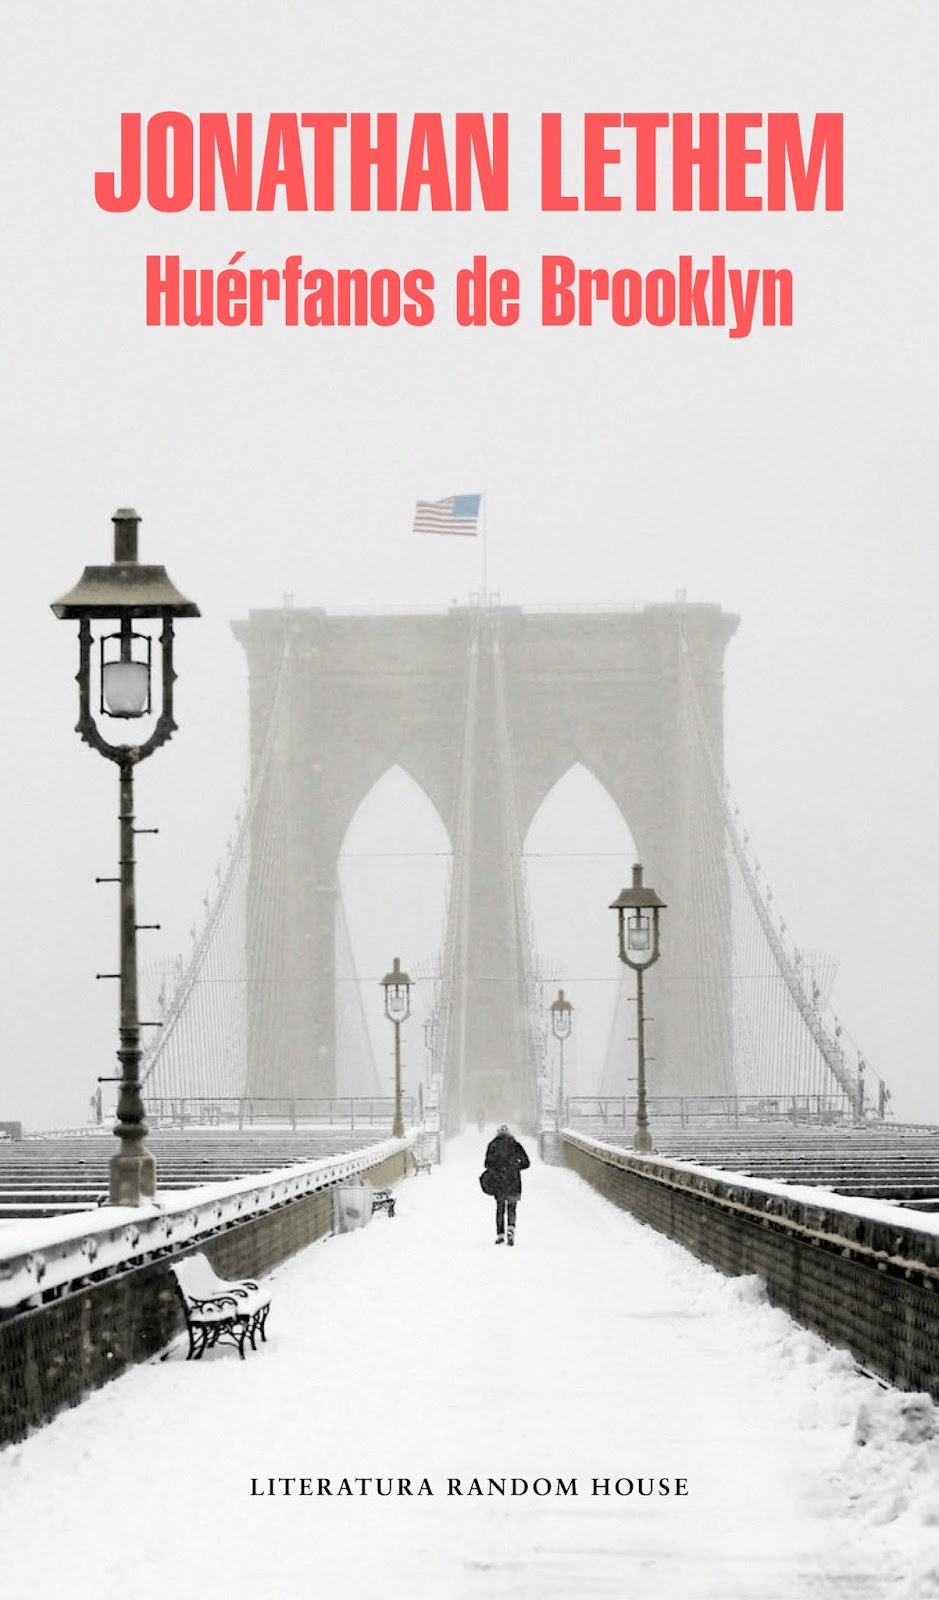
[52,509,199,1205]
[380,957,412,1139]
[549,987,573,1127]
[610,864,666,1153]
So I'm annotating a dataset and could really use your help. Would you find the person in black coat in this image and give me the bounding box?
[483,1124,530,1246]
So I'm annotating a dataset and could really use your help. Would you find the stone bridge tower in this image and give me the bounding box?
[234,600,738,1125]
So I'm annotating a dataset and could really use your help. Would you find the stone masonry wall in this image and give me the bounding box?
[564,1137,939,1398]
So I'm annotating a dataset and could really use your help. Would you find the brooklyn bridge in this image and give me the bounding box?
[0,527,934,1596]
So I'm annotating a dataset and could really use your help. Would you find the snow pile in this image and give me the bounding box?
[849,1390,939,1596]
[680,1265,939,1596]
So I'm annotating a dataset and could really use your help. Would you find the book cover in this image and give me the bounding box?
[1,4,937,1596]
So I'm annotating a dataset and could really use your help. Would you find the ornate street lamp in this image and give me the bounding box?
[380,957,412,1139]
[549,987,573,1127]
[610,864,666,1153]
[52,509,199,1205]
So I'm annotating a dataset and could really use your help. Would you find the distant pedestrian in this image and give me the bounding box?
[483,1124,530,1246]
[476,1107,486,1133]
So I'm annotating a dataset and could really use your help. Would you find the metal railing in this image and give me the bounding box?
[144,1095,419,1131]
[563,1092,886,1132]
[0,1136,412,1315]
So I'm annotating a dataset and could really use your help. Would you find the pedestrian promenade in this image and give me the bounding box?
[0,1134,930,1598]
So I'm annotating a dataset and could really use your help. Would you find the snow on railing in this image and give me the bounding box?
[0,1136,413,1316]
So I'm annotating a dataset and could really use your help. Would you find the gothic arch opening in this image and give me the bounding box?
[338,765,451,1108]
[522,764,637,1106]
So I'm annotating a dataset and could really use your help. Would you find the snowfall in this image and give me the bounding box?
[2,1133,939,1600]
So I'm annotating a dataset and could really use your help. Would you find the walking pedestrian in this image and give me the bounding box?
[483,1123,530,1246]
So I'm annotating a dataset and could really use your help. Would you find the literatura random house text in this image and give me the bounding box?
[96,111,843,337]
[249,1475,690,1497]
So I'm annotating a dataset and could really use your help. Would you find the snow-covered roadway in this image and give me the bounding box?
[1,1132,937,1598]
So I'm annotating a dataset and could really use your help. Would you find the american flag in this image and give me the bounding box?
[412,494,481,536]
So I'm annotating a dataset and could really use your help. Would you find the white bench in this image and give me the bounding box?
[171,1252,271,1360]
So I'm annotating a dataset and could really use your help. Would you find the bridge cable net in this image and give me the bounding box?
[674,627,883,1120]
[598,626,886,1124]
[139,632,379,1118]
[138,636,290,1108]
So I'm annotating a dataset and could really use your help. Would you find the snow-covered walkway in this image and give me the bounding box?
[2,1134,937,1599]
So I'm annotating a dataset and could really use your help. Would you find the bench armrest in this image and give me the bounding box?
[185,1293,243,1314]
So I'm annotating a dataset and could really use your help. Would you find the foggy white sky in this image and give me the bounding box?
[1,2,937,1126]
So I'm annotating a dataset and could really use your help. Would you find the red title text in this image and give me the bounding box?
[95,111,843,214]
